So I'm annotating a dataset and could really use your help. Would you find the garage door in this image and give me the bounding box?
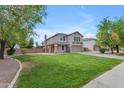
[71,45,82,52]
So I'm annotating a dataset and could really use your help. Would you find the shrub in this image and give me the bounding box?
[99,48,106,53]
[21,48,27,54]
[7,49,16,55]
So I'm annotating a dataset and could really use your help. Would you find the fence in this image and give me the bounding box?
[15,48,44,54]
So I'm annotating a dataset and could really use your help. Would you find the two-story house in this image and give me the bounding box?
[43,31,83,53]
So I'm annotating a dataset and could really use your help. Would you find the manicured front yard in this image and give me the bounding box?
[14,54,122,88]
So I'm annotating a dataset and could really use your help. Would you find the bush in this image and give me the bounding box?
[21,48,27,54]
[7,49,16,55]
[99,48,106,53]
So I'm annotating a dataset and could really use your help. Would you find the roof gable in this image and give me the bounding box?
[46,33,67,41]
[45,31,83,41]
[68,31,83,37]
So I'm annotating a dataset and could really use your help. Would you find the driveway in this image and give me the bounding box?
[0,57,20,88]
[80,52,124,88]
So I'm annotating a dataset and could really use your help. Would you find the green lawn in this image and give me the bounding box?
[14,53,122,88]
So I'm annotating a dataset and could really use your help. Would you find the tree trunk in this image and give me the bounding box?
[110,47,113,54]
[0,41,6,59]
[116,45,119,53]
[9,44,15,51]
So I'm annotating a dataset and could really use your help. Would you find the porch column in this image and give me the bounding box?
[69,45,72,53]
[54,44,58,53]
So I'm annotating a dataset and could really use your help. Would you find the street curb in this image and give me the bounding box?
[8,58,22,88]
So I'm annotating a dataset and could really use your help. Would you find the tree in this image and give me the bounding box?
[28,38,34,48]
[0,6,47,59]
[97,16,124,54]
[96,17,115,54]
[6,28,29,53]
[35,42,39,48]
[111,31,121,53]
[35,42,43,48]
[113,16,124,44]
[111,17,124,53]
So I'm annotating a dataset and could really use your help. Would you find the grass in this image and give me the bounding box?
[14,53,122,88]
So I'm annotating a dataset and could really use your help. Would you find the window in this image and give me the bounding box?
[77,37,80,41]
[60,35,66,41]
[74,37,80,42]
[63,36,65,41]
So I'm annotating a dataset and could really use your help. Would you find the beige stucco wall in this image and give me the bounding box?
[46,34,68,45]
[46,35,60,45]
[68,33,83,45]
[57,45,61,53]
[83,40,96,50]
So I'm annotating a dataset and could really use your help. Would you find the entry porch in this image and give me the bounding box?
[47,44,70,53]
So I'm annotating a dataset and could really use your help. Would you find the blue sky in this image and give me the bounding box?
[34,5,124,45]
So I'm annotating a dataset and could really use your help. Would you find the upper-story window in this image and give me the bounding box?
[63,36,65,41]
[74,37,80,42]
[79,37,80,41]
[60,36,62,41]
[60,35,66,41]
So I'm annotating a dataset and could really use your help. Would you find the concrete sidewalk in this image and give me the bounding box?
[83,62,124,88]
[80,52,124,88]
[0,57,20,88]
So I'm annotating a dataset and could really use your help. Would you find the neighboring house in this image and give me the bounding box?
[43,31,83,53]
[83,38,100,51]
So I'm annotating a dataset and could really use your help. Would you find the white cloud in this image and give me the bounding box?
[85,33,96,38]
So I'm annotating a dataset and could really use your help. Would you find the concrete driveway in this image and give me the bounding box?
[80,51,124,60]
[0,57,20,88]
[80,52,124,88]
